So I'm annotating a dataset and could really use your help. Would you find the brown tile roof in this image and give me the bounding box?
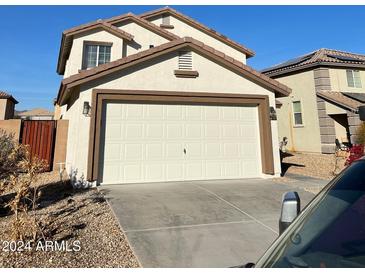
[263,48,365,77]
[57,13,179,75]
[139,6,255,58]
[316,91,363,112]
[57,37,290,105]
[17,108,54,117]
[0,90,18,104]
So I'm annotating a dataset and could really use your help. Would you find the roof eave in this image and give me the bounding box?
[56,38,290,105]
[264,61,365,78]
[316,92,358,112]
[140,8,255,58]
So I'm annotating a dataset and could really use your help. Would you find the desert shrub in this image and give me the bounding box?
[355,122,365,145]
[0,130,47,241]
[0,130,26,184]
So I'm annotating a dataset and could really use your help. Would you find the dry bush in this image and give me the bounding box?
[0,130,47,241]
[355,122,365,145]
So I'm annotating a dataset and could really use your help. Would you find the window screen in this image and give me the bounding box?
[293,101,303,126]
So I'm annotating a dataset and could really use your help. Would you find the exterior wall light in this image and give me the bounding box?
[83,101,91,116]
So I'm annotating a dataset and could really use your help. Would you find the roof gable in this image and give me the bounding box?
[57,13,179,75]
[263,48,365,77]
[139,7,255,58]
[57,37,290,105]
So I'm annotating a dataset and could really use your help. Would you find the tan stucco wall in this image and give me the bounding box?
[275,70,322,153]
[0,99,7,120]
[149,16,247,63]
[329,68,365,92]
[64,23,170,78]
[115,21,169,54]
[325,101,347,115]
[0,119,21,141]
[0,99,14,120]
[62,50,281,181]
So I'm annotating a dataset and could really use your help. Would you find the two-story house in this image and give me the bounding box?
[54,7,291,185]
[263,48,365,154]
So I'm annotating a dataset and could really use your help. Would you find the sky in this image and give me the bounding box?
[0,5,365,111]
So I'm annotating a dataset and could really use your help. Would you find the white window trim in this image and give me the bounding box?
[292,100,304,127]
[82,41,112,70]
[346,69,362,88]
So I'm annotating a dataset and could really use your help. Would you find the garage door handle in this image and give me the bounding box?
[184,148,186,154]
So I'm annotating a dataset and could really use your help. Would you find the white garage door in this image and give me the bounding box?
[99,101,262,184]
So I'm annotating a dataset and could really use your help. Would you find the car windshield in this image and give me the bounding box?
[256,160,365,268]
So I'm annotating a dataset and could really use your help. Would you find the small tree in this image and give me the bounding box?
[0,130,46,241]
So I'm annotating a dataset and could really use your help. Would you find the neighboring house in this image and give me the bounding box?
[263,48,365,154]
[0,91,18,120]
[54,7,291,185]
[16,108,54,120]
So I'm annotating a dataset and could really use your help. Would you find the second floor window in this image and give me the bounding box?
[293,101,303,126]
[346,70,362,88]
[83,43,111,70]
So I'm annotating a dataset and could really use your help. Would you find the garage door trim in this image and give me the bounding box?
[87,89,274,182]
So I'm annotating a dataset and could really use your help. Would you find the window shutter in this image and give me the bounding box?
[178,51,193,70]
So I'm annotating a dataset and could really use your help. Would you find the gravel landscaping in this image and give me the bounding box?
[0,172,140,268]
[281,151,347,180]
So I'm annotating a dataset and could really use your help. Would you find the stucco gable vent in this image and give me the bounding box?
[178,51,193,70]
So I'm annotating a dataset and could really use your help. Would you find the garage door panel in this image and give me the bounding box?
[102,163,121,184]
[205,161,223,178]
[104,143,122,161]
[205,124,220,138]
[222,107,239,120]
[224,161,241,177]
[166,143,184,159]
[166,105,182,119]
[146,124,164,139]
[105,123,122,140]
[100,102,262,184]
[243,161,260,177]
[185,161,203,179]
[125,124,144,139]
[222,124,240,138]
[145,164,164,181]
[124,164,142,181]
[166,163,184,180]
[185,124,202,139]
[105,102,123,117]
[166,124,183,139]
[145,104,164,119]
[124,144,143,160]
[125,104,143,119]
[205,143,222,158]
[204,107,220,120]
[223,143,240,158]
[145,144,164,160]
[185,142,203,159]
[185,106,202,120]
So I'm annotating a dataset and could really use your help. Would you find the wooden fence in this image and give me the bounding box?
[20,120,56,171]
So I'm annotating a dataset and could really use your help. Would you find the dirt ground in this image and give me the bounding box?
[281,151,347,180]
[0,172,140,268]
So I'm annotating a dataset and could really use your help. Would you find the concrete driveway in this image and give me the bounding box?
[100,179,316,267]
